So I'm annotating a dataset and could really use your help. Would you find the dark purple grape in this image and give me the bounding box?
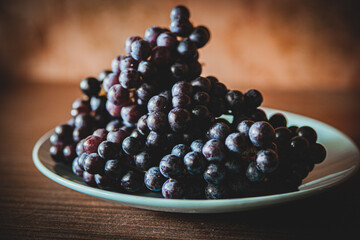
[244,89,263,109]
[71,98,91,117]
[146,131,166,149]
[246,161,265,182]
[107,128,128,145]
[157,32,178,49]
[193,91,210,106]
[103,72,120,92]
[170,62,189,80]
[151,46,172,66]
[144,26,164,47]
[97,70,112,83]
[225,90,244,113]
[144,167,166,191]
[203,163,226,184]
[107,84,129,105]
[50,134,66,146]
[121,170,144,193]
[125,36,141,54]
[119,68,141,89]
[159,154,184,178]
[83,135,103,154]
[309,143,326,164]
[74,113,93,129]
[122,136,144,156]
[119,56,139,71]
[236,120,254,137]
[171,144,190,159]
[63,144,77,163]
[177,39,197,58]
[184,151,206,175]
[83,171,96,186]
[187,60,202,79]
[130,39,152,61]
[205,183,227,199]
[147,111,168,133]
[202,139,227,162]
[104,159,126,180]
[135,151,156,170]
[137,61,157,79]
[170,5,190,20]
[162,179,184,199]
[248,121,275,148]
[256,149,279,173]
[190,139,205,152]
[172,94,191,108]
[80,77,101,97]
[274,127,292,147]
[172,81,193,96]
[170,18,193,37]
[168,108,191,133]
[97,141,119,160]
[296,126,317,145]
[191,105,211,125]
[191,76,211,93]
[121,104,145,125]
[289,136,310,157]
[72,157,83,176]
[50,145,64,162]
[269,113,287,129]
[83,153,105,174]
[189,26,210,48]
[207,122,231,141]
[136,83,157,102]
[77,152,88,171]
[225,133,247,155]
[147,95,169,113]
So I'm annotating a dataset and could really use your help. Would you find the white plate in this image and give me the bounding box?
[33,108,360,213]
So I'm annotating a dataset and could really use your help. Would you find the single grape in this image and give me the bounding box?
[162,179,184,199]
[309,143,326,164]
[244,89,263,109]
[203,163,226,184]
[170,62,189,80]
[296,126,317,145]
[289,136,310,158]
[144,26,164,47]
[49,145,64,162]
[256,149,279,173]
[83,153,105,174]
[104,159,126,180]
[193,91,210,106]
[119,68,141,89]
[103,72,120,92]
[147,111,169,133]
[168,108,191,133]
[63,144,77,163]
[236,120,254,137]
[274,127,292,147]
[80,77,101,97]
[122,136,144,156]
[72,157,83,176]
[172,81,193,96]
[135,151,156,170]
[269,113,287,129]
[225,132,247,155]
[125,36,142,54]
[191,76,211,93]
[184,151,206,175]
[207,122,231,141]
[147,95,169,113]
[94,174,117,190]
[72,126,92,142]
[170,5,190,20]
[119,56,139,71]
[97,141,119,160]
[189,26,210,48]
[107,84,130,106]
[151,46,172,66]
[202,139,227,162]
[83,171,96,186]
[248,121,275,148]
[92,128,108,141]
[246,161,265,182]
[225,90,244,113]
[177,39,197,58]
[121,104,145,125]
[172,94,191,108]
[97,70,112,83]
[136,82,157,102]
[146,131,166,149]
[107,128,128,145]
[90,96,107,114]
[190,139,205,152]
[157,32,178,49]
[144,167,166,191]
[171,144,191,159]
[137,61,157,79]
[130,39,152,61]
[159,154,184,178]
[205,183,227,199]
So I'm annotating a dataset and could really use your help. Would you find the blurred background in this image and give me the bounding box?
[0,0,359,91]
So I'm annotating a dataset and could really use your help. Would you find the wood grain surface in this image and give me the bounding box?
[0,83,359,240]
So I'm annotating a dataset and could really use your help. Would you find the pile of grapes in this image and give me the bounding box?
[49,6,326,199]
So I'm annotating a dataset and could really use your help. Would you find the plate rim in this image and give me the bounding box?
[33,107,360,213]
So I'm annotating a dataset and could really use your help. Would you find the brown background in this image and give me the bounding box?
[1,0,359,90]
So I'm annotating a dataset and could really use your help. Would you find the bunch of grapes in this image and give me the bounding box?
[49,5,326,199]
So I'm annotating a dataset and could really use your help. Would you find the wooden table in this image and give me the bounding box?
[1,83,359,240]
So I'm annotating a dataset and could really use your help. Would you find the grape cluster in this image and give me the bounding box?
[49,5,326,199]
